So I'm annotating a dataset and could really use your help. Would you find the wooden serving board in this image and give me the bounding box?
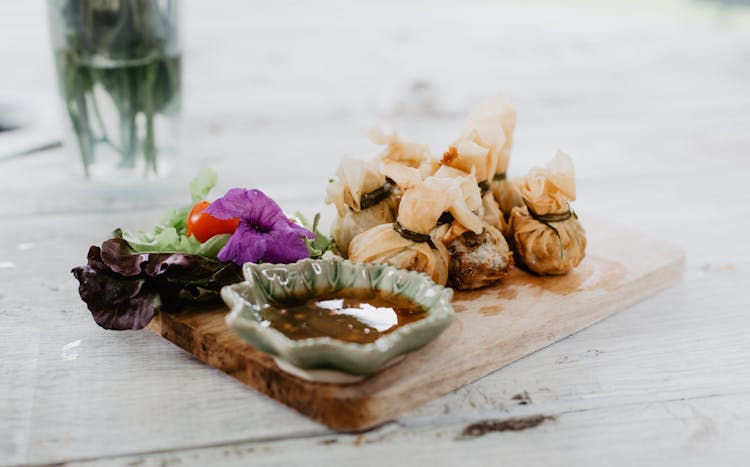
[147,219,684,431]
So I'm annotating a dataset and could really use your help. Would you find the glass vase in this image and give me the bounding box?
[47,0,181,180]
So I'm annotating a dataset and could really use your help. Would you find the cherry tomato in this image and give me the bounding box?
[186,200,240,243]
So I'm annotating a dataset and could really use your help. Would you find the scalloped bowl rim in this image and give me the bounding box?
[220,257,455,375]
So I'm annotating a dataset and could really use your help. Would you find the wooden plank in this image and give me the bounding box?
[146,218,684,431]
[64,392,750,467]
[3,206,747,465]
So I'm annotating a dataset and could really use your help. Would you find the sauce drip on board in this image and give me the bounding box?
[260,293,427,344]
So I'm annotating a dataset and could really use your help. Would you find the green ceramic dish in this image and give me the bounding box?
[221,256,454,376]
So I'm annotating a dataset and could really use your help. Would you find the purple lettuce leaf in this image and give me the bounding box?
[72,238,242,330]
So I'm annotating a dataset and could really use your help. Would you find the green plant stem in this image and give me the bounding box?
[66,103,91,178]
[125,67,139,169]
[143,60,158,174]
[88,68,126,156]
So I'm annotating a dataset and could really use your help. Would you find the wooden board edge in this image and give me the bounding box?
[343,250,687,431]
[145,251,686,433]
[146,311,376,430]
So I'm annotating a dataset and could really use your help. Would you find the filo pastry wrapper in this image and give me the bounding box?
[509,150,586,275]
[326,157,398,257]
[430,165,484,241]
[369,124,431,169]
[349,174,483,286]
[465,94,524,220]
[369,125,441,198]
[429,166,513,289]
[441,117,507,234]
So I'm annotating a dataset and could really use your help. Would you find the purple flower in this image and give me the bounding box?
[205,188,314,265]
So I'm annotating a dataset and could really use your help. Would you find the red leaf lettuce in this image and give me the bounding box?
[72,237,242,330]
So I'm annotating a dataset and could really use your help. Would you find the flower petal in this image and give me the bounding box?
[207,189,284,231]
[207,188,315,265]
[262,227,313,264]
[217,222,267,265]
[278,217,316,239]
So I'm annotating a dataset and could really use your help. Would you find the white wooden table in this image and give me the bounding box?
[2,1,749,465]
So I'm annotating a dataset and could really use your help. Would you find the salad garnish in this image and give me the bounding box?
[72,170,332,330]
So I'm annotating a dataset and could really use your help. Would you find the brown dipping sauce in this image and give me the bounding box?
[260,293,427,344]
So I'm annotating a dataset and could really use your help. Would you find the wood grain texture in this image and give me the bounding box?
[65,393,750,467]
[146,219,684,431]
[4,190,745,465]
[2,0,749,464]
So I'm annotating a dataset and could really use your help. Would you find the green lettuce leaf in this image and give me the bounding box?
[116,227,230,258]
[189,168,218,203]
[121,168,226,256]
[160,206,190,235]
[161,168,218,235]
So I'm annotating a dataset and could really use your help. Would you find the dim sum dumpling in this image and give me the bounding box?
[427,165,513,289]
[442,101,512,232]
[509,150,586,275]
[329,205,396,259]
[431,165,483,226]
[393,171,484,236]
[369,124,440,202]
[349,174,484,286]
[445,94,514,182]
[465,94,524,220]
[435,159,507,234]
[515,150,576,215]
[326,157,386,215]
[481,190,507,234]
[491,174,524,224]
[442,139,498,187]
[438,220,514,290]
[348,223,451,286]
[464,94,517,177]
[326,157,397,257]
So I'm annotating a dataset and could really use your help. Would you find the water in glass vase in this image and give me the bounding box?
[53,52,182,180]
